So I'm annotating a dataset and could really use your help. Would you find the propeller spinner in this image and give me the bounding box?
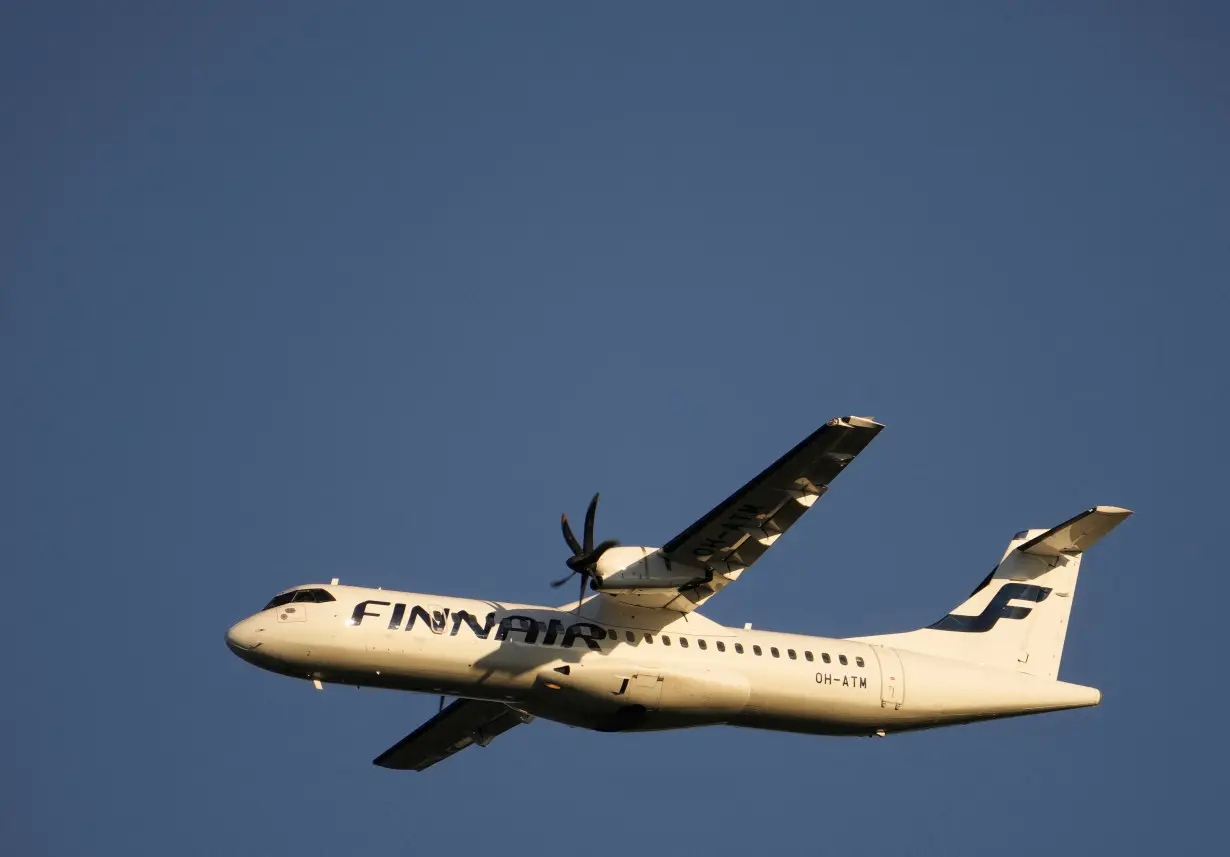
[552,493,619,610]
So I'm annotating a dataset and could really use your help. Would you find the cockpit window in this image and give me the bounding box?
[263,588,335,610]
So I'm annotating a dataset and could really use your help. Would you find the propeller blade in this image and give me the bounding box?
[550,570,577,588]
[589,539,620,566]
[553,492,618,601]
[583,493,599,553]
[560,513,582,555]
[587,538,619,570]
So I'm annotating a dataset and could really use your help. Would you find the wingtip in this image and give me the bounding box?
[829,415,883,429]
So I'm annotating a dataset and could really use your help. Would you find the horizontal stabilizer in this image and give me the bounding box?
[1018,506,1132,557]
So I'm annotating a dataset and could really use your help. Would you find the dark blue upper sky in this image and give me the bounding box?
[3,3,1227,855]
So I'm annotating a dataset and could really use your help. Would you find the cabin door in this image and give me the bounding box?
[873,646,905,710]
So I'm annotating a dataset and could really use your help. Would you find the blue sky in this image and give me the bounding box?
[3,3,1227,854]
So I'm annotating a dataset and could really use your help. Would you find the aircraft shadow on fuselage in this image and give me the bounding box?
[465,599,694,688]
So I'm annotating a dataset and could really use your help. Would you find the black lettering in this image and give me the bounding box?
[404,605,433,631]
[843,675,849,687]
[725,505,761,525]
[542,618,565,646]
[859,677,867,689]
[495,615,540,644]
[562,622,605,650]
[350,600,390,626]
[450,610,496,639]
[387,603,406,631]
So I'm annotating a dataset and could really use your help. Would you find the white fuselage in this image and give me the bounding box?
[226,584,1100,736]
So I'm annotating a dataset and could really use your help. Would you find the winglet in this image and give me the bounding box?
[1018,506,1133,557]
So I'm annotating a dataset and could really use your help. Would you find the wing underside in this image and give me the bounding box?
[372,699,531,771]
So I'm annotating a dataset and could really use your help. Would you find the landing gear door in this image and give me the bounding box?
[626,673,663,709]
[873,646,905,710]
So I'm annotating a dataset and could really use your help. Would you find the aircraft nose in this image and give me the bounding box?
[226,616,265,654]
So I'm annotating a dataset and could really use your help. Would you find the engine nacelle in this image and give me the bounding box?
[593,546,703,590]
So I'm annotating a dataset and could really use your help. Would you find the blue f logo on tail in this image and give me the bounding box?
[928,583,1052,633]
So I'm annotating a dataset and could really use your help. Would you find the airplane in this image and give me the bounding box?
[226,415,1130,771]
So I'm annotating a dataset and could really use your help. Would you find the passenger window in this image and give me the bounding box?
[788,649,797,660]
[679,637,689,648]
[734,643,744,654]
[839,654,848,666]
[805,651,814,662]
[855,656,865,668]
[822,653,831,664]
[626,631,636,643]
[644,633,654,644]
[698,639,708,650]
[663,636,672,646]
[771,647,780,658]
[753,645,763,656]
[716,641,726,652]
[609,628,618,640]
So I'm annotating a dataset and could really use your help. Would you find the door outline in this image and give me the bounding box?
[624,673,663,709]
[426,605,449,635]
[872,646,905,710]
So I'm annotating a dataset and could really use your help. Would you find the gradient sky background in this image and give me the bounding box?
[4,3,1228,855]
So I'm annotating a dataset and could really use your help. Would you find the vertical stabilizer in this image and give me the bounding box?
[854,507,1131,679]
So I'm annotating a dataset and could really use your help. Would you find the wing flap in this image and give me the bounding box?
[373,699,531,772]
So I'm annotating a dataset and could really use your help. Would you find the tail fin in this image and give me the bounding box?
[856,506,1131,679]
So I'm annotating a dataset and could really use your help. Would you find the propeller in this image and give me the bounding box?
[552,493,620,610]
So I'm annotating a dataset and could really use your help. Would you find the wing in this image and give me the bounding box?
[372,699,532,772]
[658,415,883,611]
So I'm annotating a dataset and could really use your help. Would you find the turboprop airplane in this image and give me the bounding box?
[226,416,1130,771]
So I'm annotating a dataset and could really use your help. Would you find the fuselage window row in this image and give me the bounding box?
[522,625,865,668]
